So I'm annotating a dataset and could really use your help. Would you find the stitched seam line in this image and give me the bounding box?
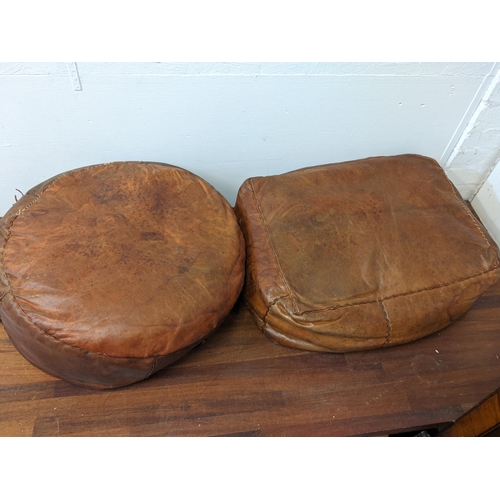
[3,291,156,359]
[295,263,500,316]
[262,294,289,331]
[146,357,157,378]
[252,297,387,343]
[443,171,492,255]
[248,179,299,313]
[1,164,104,339]
[378,300,391,345]
[0,169,75,317]
[1,163,106,289]
[0,162,154,359]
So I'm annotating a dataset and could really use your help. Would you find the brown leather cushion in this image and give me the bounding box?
[235,154,500,352]
[0,161,244,388]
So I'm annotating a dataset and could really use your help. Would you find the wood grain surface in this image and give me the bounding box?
[440,386,500,436]
[1,280,500,437]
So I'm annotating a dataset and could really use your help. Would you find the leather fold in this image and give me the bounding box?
[236,154,500,352]
[0,162,245,388]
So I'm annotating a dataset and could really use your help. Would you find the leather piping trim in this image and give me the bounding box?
[294,262,500,316]
[248,178,299,313]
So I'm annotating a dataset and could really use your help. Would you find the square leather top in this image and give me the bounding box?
[236,154,500,352]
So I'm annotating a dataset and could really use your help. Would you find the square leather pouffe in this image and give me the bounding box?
[235,154,500,352]
[0,162,245,388]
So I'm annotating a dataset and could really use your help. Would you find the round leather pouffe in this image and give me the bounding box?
[0,162,245,389]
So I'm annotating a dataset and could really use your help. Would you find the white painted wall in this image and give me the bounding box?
[445,63,500,199]
[0,62,498,217]
[472,160,500,245]
[445,63,500,245]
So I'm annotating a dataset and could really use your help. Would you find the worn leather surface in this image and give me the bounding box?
[0,161,245,388]
[235,154,500,352]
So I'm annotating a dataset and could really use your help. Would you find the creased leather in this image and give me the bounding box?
[235,154,500,352]
[0,161,245,388]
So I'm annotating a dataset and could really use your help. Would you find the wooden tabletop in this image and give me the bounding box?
[1,280,500,437]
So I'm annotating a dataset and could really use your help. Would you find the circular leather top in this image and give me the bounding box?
[0,162,245,359]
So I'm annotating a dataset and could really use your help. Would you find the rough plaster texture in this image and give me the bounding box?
[472,160,500,245]
[0,62,498,216]
[444,64,500,200]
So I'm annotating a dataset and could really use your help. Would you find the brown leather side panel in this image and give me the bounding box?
[0,293,195,389]
[235,179,292,316]
[383,267,500,345]
[236,154,500,352]
[263,302,388,352]
[251,267,500,353]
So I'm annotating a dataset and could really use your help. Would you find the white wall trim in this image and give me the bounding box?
[471,159,500,246]
[443,64,500,200]
[440,62,499,166]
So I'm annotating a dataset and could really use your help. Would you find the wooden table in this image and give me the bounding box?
[1,280,500,437]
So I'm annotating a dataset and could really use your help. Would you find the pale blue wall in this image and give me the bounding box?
[0,62,497,215]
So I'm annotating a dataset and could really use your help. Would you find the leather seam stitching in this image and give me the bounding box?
[0,165,102,349]
[378,300,391,345]
[295,263,500,316]
[251,298,387,346]
[1,163,106,301]
[442,170,492,257]
[0,163,155,360]
[262,294,289,331]
[146,357,157,378]
[1,179,65,313]
[4,291,161,360]
[248,179,299,313]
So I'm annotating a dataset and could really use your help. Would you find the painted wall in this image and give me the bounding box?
[472,160,500,246]
[450,64,500,246]
[445,65,500,199]
[0,62,498,217]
